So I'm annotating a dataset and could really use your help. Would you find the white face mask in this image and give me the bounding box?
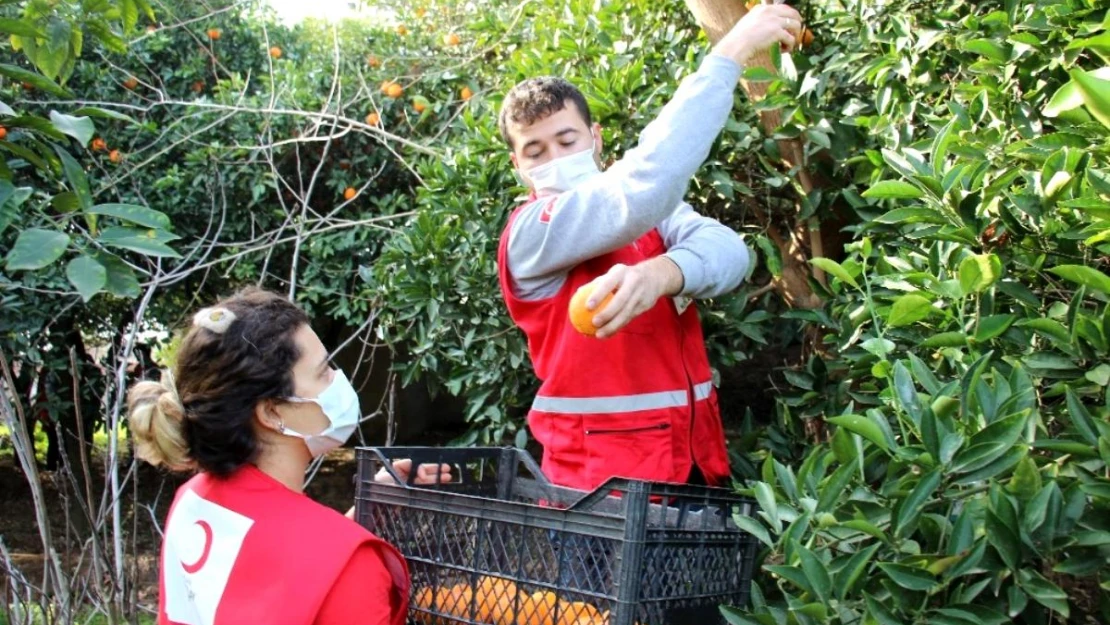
[521,140,601,196]
[281,369,360,457]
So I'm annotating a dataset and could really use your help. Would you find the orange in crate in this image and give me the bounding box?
[474,576,519,625]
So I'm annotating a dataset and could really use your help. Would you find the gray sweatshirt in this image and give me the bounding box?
[505,54,752,302]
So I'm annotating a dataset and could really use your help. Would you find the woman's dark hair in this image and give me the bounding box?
[127,288,309,477]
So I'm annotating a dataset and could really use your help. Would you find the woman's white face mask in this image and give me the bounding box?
[280,369,360,457]
[520,140,600,196]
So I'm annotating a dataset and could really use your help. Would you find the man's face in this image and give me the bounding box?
[509,102,601,175]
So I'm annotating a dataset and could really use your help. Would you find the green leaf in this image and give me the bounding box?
[827,415,889,452]
[4,228,70,271]
[796,544,831,604]
[861,337,896,357]
[0,63,71,97]
[53,146,92,210]
[733,514,773,549]
[975,314,1016,342]
[87,203,171,229]
[985,509,1021,570]
[877,562,937,591]
[48,111,95,146]
[1071,68,1110,129]
[1006,457,1042,500]
[838,519,887,541]
[1020,570,1070,618]
[894,469,941,538]
[887,294,935,327]
[1066,387,1099,446]
[0,18,45,38]
[1048,264,1110,296]
[65,255,106,302]
[1015,318,1070,343]
[865,593,904,625]
[921,332,968,348]
[836,543,880,600]
[893,361,922,424]
[71,106,140,125]
[99,227,181,258]
[719,606,765,625]
[809,257,859,289]
[964,38,1009,62]
[765,565,813,595]
[1087,364,1110,386]
[120,0,139,32]
[0,182,32,236]
[96,252,141,298]
[959,254,1000,294]
[952,446,1026,485]
[874,207,949,225]
[864,180,923,199]
[753,481,780,533]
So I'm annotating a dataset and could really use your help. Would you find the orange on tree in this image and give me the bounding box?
[367,54,382,68]
[0,127,7,140]
[269,46,282,59]
[386,83,404,99]
[416,7,427,18]
[460,86,473,101]
[91,137,107,152]
[343,187,357,201]
[109,149,122,164]
[207,28,221,40]
[444,32,461,46]
[800,27,814,47]
[396,24,409,35]
[123,76,139,90]
[365,112,380,126]
[413,98,427,113]
[568,282,614,336]
[192,80,205,93]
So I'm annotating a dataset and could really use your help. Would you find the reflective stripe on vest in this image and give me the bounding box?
[532,381,713,414]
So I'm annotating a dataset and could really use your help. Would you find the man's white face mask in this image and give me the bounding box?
[519,140,600,196]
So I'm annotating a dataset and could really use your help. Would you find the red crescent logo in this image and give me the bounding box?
[181,520,213,574]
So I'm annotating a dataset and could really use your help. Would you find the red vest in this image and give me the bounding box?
[497,204,731,492]
[157,464,409,625]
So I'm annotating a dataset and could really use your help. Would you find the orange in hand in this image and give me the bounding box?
[569,282,614,336]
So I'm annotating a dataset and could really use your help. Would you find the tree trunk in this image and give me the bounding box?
[684,0,823,309]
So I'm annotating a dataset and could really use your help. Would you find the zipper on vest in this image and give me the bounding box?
[585,422,671,435]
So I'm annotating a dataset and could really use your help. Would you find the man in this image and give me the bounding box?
[496,4,803,494]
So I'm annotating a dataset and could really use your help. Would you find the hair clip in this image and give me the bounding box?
[193,307,237,334]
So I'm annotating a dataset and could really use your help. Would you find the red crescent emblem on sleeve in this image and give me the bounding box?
[181,520,213,574]
[538,198,556,224]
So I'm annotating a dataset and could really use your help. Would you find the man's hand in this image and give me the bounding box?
[374,458,453,485]
[587,257,684,339]
[347,459,453,520]
[713,2,803,66]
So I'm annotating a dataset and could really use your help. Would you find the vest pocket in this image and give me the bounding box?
[583,416,673,486]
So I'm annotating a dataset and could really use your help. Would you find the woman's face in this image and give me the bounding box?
[273,324,335,436]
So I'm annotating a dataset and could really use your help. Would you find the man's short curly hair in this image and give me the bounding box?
[498,76,592,149]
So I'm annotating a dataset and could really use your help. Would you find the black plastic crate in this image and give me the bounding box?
[355,447,759,625]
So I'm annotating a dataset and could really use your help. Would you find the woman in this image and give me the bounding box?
[128,288,448,625]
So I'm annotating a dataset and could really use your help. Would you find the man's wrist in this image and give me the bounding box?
[651,256,686,297]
